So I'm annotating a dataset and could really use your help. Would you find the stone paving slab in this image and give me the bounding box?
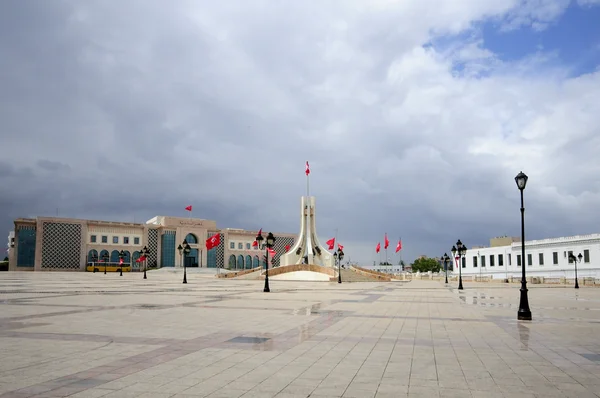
[1,272,600,397]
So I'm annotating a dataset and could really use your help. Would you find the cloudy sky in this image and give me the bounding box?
[2,0,600,264]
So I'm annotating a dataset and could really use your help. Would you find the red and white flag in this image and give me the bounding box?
[305,161,310,176]
[119,258,124,265]
[285,244,291,252]
[376,242,381,253]
[395,239,402,253]
[384,233,389,249]
[252,240,258,247]
[268,248,276,256]
[326,238,335,250]
[206,234,221,250]
[338,244,344,251]
[185,205,192,212]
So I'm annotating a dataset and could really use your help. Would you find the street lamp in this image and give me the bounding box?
[334,248,344,284]
[256,231,276,292]
[441,253,450,284]
[451,240,466,290]
[183,242,191,284]
[141,246,149,279]
[102,252,109,275]
[91,253,98,273]
[568,252,582,289]
[118,250,125,276]
[515,171,532,320]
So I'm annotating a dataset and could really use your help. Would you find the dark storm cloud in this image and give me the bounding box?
[2,0,600,262]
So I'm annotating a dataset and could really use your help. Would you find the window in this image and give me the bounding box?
[517,254,521,266]
[553,252,558,265]
[230,242,235,249]
[462,257,466,268]
[91,235,97,243]
[490,255,495,267]
[238,243,243,250]
[123,237,129,244]
[481,256,486,267]
[498,254,504,266]
[246,243,251,250]
[134,237,140,245]
[568,250,573,263]
[508,253,511,265]
[539,253,544,266]
[112,236,119,244]
[527,254,532,266]
[584,249,590,263]
[472,256,478,267]
[101,236,108,243]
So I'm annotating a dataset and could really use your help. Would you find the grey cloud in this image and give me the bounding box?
[1,0,600,262]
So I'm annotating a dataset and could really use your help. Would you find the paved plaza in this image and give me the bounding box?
[1,270,599,398]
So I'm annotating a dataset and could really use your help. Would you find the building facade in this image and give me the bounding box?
[8,216,296,272]
[459,234,600,279]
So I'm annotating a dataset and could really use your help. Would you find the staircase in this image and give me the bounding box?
[339,268,389,282]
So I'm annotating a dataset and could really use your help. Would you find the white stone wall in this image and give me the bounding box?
[461,234,600,279]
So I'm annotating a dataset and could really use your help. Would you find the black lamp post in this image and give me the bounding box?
[118,250,125,276]
[183,242,191,284]
[334,248,344,284]
[141,246,149,279]
[177,244,183,268]
[569,252,582,289]
[515,171,532,320]
[256,231,276,292]
[91,253,98,273]
[441,253,450,284]
[102,252,109,275]
[451,240,466,290]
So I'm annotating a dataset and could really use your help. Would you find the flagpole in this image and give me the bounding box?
[385,232,388,273]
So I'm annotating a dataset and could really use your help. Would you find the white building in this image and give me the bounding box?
[459,234,600,279]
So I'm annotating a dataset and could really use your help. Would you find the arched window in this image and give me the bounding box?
[110,250,120,263]
[228,255,236,269]
[185,233,198,244]
[122,251,131,264]
[88,249,98,263]
[237,255,244,270]
[99,250,109,263]
[246,255,252,269]
[253,255,259,268]
[132,251,140,268]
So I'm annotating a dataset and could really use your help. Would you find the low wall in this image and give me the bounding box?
[267,264,336,278]
[216,267,262,279]
[351,266,392,281]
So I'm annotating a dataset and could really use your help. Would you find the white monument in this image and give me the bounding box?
[279,196,334,268]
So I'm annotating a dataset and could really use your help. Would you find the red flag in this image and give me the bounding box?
[285,244,290,252]
[252,240,258,247]
[326,238,335,250]
[395,239,402,253]
[119,258,124,265]
[185,205,192,211]
[376,242,381,253]
[206,234,221,250]
[305,161,310,176]
[384,233,389,249]
[268,248,276,256]
[338,244,344,251]
[139,255,146,261]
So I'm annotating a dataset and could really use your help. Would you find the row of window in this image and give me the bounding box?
[90,235,140,245]
[469,249,591,268]
[229,241,259,250]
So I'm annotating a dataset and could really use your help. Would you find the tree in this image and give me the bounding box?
[410,257,441,273]
[3,257,7,262]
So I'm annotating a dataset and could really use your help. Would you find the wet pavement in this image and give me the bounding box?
[0,272,599,397]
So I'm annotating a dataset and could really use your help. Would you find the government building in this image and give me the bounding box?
[461,234,600,279]
[8,216,296,272]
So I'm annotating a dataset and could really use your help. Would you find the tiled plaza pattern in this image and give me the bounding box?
[1,270,600,398]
